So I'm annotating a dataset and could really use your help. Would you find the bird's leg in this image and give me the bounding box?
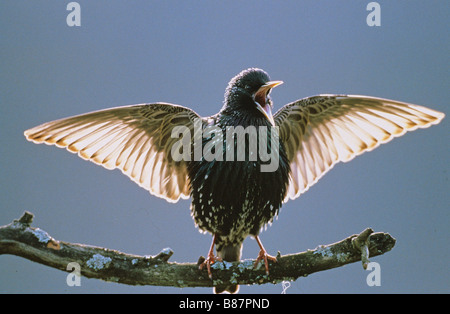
[254,235,277,275]
[199,234,222,279]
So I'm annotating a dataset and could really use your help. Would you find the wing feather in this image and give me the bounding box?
[24,103,203,203]
[274,95,445,201]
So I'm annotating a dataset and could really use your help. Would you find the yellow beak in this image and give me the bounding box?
[254,80,283,126]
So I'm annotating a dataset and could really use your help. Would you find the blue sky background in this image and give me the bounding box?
[1,1,448,293]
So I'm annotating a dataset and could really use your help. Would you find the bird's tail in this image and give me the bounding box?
[214,244,242,294]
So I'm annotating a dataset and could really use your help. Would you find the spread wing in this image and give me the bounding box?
[274,95,445,202]
[24,103,204,203]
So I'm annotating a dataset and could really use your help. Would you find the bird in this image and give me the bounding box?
[24,68,444,293]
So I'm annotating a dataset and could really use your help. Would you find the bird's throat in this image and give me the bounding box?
[256,102,275,127]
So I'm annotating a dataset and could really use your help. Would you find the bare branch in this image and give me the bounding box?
[0,211,396,289]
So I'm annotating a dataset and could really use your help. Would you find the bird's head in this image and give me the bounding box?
[223,68,283,126]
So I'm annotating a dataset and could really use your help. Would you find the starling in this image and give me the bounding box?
[25,68,444,293]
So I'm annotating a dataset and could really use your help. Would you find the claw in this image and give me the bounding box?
[199,252,222,279]
[253,236,277,275]
[199,234,222,279]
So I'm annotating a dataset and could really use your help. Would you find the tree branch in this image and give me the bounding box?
[0,211,396,289]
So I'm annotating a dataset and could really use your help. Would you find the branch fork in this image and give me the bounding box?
[351,227,374,269]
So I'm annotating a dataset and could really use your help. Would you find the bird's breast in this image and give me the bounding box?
[187,122,291,238]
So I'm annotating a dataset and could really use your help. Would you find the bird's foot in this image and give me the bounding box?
[253,249,277,275]
[199,234,222,279]
[253,235,277,275]
[199,252,222,279]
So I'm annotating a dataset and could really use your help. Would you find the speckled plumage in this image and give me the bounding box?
[188,112,291,250]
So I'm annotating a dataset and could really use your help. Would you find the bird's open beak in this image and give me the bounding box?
[254,80,283,127]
